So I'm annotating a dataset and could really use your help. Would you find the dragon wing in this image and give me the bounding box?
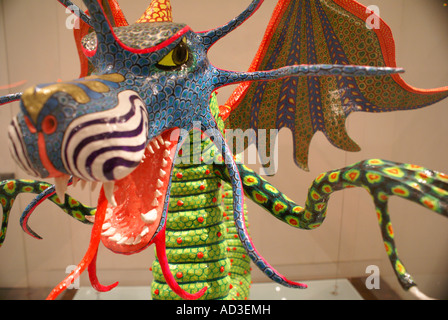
[222,0,448,171]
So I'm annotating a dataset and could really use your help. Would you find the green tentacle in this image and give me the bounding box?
[215,159,448,291]
[0,179,95,246]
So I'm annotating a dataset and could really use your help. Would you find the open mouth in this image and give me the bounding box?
[99,128,179,254]
[38,126,209,300]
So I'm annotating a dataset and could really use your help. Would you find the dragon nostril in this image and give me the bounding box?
[42,115,58,135]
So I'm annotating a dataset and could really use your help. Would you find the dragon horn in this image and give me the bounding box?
[81,0,117,56]
[136,0,173,23]
[200,0,264,50]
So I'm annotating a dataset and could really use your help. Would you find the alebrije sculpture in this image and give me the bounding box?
[1,0,447,300]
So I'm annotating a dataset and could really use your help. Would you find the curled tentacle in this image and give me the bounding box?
[216,159,448,296]
[88,248,119,293]
[46,187,108,300]
[20,177,73,239]
[0,179,93,245]
[0,180,57,244]
[0,180,17,247]
[208,125,307,289]
[153,227,207,300]
[19,179,96,240]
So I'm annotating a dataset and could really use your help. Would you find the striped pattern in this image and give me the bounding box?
[8,117,39,177]
[62,90,149,182]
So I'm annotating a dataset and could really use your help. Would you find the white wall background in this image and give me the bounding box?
[0,0,447,300]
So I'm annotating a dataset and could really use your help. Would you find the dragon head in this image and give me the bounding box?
[8,0,241,256]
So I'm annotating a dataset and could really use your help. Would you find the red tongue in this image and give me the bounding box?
[100,128,179,254]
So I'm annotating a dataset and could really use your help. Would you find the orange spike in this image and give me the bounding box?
[136,0,173,23]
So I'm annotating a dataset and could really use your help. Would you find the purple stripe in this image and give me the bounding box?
[304,0,324,132]
[85,142,146,178]
[314,0,376,113]
[71,107,147,178]
[63,95,141,173]
[275,0,304,130]
[249,3,296,130]
[103,158,141,181]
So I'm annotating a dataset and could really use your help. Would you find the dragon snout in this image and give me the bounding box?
[9,86,150,205]
[61,90,149,183]
[8,85,73,179]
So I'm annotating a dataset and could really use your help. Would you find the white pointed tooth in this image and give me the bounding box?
[155,190,163,198]
[103,182,117,207]
[163,150,170,158]
[147,144,154,154]
[54,175,70,203]
[159,169,166,178]
[162,159,168,167]
[85,215,95,223]
[164,141,171,148]
[152,198,159,207]
[153,140,160,149]
[157,136,164,145]
[141,209,158,225]
[125,237,135,245]
[90,181,98,191]
[102,227,116,237]
[80,180,88,190]
[109,233,122,242]
[72,177,81,187]
[105,208,113,220]
[140,226,149,237]
[133,235,142,245]
[102,222,111,231]
[117,236,128,245]
[157,179,163,188]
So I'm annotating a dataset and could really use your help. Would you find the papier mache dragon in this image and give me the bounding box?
[0,0,447,300]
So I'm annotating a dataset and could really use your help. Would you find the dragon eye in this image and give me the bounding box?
[156,38,190,70]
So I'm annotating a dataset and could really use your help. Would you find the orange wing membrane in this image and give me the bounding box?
[224,0,448,170]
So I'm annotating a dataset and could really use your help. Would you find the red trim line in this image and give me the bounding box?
[38,133,64,178]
